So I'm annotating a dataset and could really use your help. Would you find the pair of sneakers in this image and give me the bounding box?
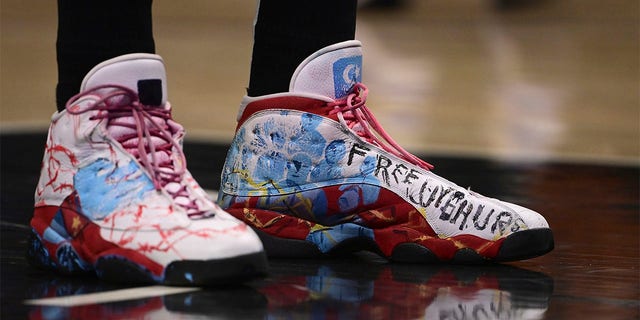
[27,41,553,286]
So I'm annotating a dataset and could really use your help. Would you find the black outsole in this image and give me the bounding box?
[163,252,269,286]
[27,231,269,286]
[255,229,324,258]
[254,227,554,263]
[495,228,555,262]
[390,243,439,263]
[96,251,269,286]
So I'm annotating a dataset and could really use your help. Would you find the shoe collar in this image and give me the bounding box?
[81,53,168,106]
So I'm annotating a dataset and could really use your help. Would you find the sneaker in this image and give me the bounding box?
[28,54,267,285]
[218,40,553,262]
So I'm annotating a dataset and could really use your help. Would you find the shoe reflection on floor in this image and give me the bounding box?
[26,255,552,320]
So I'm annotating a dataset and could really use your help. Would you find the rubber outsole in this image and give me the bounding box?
[495,228,555,262]
[253,227,554,263]
[27,230,269,286]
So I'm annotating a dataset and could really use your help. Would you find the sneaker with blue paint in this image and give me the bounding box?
[218,40,553,262]
[28,53,267,285]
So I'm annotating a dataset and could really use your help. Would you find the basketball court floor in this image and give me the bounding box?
[1,1,638,319]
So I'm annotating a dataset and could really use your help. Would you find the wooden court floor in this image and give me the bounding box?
[1,0,639,319]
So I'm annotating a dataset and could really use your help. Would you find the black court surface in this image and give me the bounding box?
[1,133,638,319]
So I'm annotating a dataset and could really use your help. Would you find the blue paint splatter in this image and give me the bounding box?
[360,184,380,205]
[256,151,286,185]
[338,185,361,212]
[263,118,286,149]
[42,210,70,244]
[360,156,376,176]
[306,223,374,253]
[358,156,381,204]
[311,140,347,181]
[75,158,155,220]
[285,152,313,186]
[287,113,326,159]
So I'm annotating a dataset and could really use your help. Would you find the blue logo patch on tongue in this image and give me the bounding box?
[333,56,362,99]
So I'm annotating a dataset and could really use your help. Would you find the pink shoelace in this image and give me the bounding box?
[327,83,434,170]
[66,85,207,218]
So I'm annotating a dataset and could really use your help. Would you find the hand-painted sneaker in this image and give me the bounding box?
[218,40,553,262]
[27,54,267,285]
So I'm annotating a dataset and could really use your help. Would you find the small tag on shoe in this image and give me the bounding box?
[138,79,163,106]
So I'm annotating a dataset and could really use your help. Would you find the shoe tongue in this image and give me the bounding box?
[290,40,363,100]
[81,53,168,106]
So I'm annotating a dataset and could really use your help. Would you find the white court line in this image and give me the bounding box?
[24,286,200,307]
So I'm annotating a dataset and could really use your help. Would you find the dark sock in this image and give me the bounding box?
[247,0,358,96]
[56,0,155,111]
